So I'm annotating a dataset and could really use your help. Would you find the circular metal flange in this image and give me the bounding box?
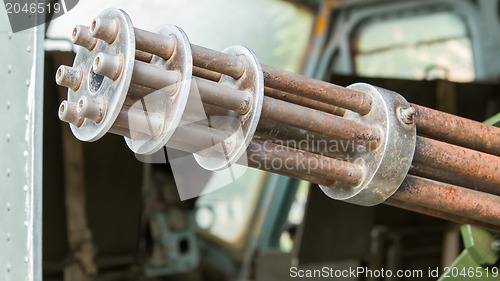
[125,25,193,154]
[193,46,264,171]
[319,83,416,206]
[68,8,135,142]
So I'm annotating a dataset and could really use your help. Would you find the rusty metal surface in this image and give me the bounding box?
[168,121,231,155]
[186,46,372,115]
[60,9,137,143]
[195,77,252,114]
[134,49,152,63]
[247,155,335,188]
[409,162,500,197]
[262,64,373,115]
[261,96,381,148]
[413,136,500,187]
[319,83,416,207]
[385,198,500,232]
[193,45,264,171]
[134,27,175,60]
[191,44,245,80]
[255,119,352,159]
[131,60,179,89]
[193,66,221,82]
[264,86,346,116]
[413,104,500,157]
[56,8,500,228]
[125,24,193,155]
[390,175,500,227]
[247,139,363,187]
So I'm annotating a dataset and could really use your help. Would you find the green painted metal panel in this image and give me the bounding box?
[0,5,44,281]
[484,112,500,127]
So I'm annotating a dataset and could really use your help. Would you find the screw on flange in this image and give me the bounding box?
[399,106,416,125]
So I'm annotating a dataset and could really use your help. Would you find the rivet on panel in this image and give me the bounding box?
[6,263,11,273]
[6,168,10,177]
[6,101,10,110]
[27,46,31,53]
[6,134,10,142]
[24,221,29,228]
[26,80,30,86]
[23,185,28,192]
[25,114,29,122]
[23,150,28,157]
[6,233,11,242]
[6,202,11,212]
[7,65,11,74]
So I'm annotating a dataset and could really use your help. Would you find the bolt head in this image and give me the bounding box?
[399,107,416,125]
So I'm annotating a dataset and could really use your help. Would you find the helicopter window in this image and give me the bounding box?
[354,11,474,82]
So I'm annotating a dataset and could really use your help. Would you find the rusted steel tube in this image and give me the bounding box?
[77,96,106,123]
[194,66,345,117]
[178,103,231,124]
[109,111,230,154]
[193,66,222,82]
[126,83,155,101]
[191,44,246,80]
[264,87,346,117]
[385,198,500,232]
[169,121,231,155]
[189,48,372,115]
[135,50,153,63]
[409,163,500,197]
[261,96,381,148]
[90,17,118,44]
[413,136,500,186]
[112,105,163,137]
[247,139,364,186]
[134,28,176,60]
[187,45,500,157]
[109,126,133,139]
[173,122,230,147]
[389,175,500,227]
[55,65,83,91]
[93,53,123,81]
[108,111,229,154]
[413,104,500,157]
[194,77,252,115]
[135,30,244,78]
[247,151,337,188]
[131,60,179,90]
[255,120,354,159]
[262,64,373,115]
[71,25,97,50]
[59,101,83,127]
